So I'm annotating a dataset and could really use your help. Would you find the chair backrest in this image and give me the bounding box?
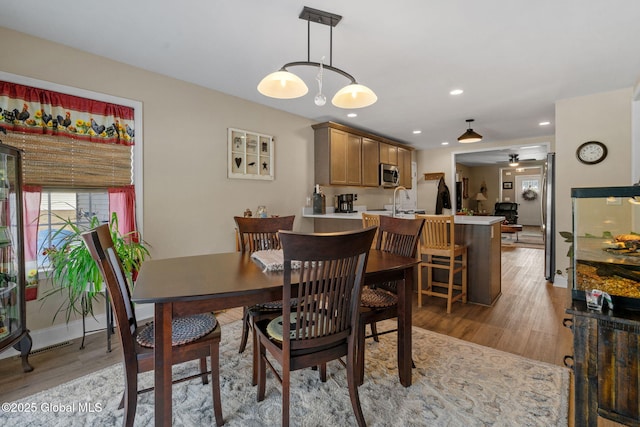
[416,214,456,251]
[361,213,380,248]
[375,215,425,258]
[234,215,295,253]
[279,227,377,353]
[82,224,138,359]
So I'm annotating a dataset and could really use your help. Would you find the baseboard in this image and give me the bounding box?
[553,274,568,288]
[0,304,154,360]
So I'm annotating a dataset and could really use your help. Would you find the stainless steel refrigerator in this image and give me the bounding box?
[543,152,556,281]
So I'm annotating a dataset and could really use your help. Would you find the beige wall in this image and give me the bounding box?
[2,27,317,332]
[555,88,634,277]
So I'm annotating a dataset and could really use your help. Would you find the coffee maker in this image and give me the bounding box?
[335,194,355,213]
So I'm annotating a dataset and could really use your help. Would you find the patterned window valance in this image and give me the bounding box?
[0,80,134,146]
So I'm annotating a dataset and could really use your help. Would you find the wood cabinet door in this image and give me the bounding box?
[329,128,348,185]
[379,142,398,165]
[346,134,362,186]
[361,137,379,187]
[398,147,412,188]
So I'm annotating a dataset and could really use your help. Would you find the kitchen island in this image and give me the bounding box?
[302,207,504,306]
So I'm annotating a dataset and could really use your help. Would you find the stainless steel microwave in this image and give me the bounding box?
[380,163,399,187]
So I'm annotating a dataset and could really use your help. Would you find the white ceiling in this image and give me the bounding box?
[2,1,640,158]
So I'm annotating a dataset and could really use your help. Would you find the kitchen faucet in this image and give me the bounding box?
[392,186,407,217]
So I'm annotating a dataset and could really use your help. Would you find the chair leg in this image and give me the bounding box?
[319,363,327,382]
[123,368,138,427]
[346,348,366,427]
[257,338,267,402]
[282,367,290,427]
[199,357,209,385]
[447,256,455,314]
[462,251,468,303]
[370,322,380,342]
[251,319,259,386]
[239,307,250,353]
[417,258,424,307]
[210,343,224,427]
[356,318,366,386]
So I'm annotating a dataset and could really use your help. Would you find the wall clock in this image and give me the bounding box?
[576,141,607,165]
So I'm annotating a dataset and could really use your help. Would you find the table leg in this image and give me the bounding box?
[155,303,173,426]
[397,266,413,387]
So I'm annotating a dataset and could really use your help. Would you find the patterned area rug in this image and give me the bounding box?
[0,320,569,426]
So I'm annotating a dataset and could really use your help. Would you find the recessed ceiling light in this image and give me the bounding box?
[449,89,464,96]
[347,113,357,118]
[539,121,551,126]
[412,130,422,135]
[441,141,449,146]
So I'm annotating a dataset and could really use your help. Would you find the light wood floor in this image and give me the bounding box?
[0,246,593,424]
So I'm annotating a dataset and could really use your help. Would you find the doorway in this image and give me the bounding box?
[515,173,542,226]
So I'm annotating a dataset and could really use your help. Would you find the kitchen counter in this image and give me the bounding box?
[301,207,505,225]
[303,206,503,306]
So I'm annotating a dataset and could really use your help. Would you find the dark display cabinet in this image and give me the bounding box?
[566,186,640,426]
[0,143,32,372]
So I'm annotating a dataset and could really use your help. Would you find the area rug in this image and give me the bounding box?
[0,320,569,426]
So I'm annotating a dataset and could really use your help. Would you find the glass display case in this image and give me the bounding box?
[571,185,640,311]
[0,142,32,372]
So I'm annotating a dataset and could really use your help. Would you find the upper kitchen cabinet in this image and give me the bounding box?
[314,126,362,186]
[379,142,398,166]
[361,137,379,187]
[398,147,412,188]
[313,122,412,188]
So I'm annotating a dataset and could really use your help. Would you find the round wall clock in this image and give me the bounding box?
[576,141,608,165]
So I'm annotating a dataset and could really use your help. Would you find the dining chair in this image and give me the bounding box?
[361,212,380,248]
[255,227,376,427]
[416,214,468,313]
[82,224,223,427]
[357,215,424,384]
[234,215,295,382]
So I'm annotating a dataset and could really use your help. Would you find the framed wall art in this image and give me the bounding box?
[228,128,274,180]
[503,181,513,189]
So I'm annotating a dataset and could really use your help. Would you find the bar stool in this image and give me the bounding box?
[416,214,467,313]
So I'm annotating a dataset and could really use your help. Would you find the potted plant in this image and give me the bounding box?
[40,212,150,323]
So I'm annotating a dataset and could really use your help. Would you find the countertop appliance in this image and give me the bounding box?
[335,193,355,213]
[380,163,399,187]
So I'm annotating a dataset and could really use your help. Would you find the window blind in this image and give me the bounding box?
[2,131,132,188]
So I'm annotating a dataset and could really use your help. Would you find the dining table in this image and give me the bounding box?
[132,248,420,427]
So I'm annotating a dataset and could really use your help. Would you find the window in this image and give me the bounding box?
[37,191,109,267]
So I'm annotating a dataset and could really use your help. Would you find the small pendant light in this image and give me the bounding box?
[458,119,483,143]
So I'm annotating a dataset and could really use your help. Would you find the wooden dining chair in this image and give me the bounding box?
[361,212,380,248]
[357,215,424,384]
[82,224,223,427]
[416,214,468,313]
[234,215,295,382]
[255,227,376,427]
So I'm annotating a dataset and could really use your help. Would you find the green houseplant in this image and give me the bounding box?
[41,212,150,323]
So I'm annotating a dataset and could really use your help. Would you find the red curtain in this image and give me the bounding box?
[0,80,135,146]
[108,185,137,240]
[23,185,42,263]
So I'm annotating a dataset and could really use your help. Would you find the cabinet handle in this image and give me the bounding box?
[563,355,574,370]
[562,317,573,331]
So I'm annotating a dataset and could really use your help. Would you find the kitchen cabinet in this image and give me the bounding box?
[0,143,32,372]
[398,147,412,189]
[313,122,412,188]
[361,137,379,187]
[317,127,361,186]
[565,302,640,427]
[379,142,398,165]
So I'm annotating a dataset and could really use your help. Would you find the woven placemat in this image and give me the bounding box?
[361,287,398,308]
[136,313,217,348]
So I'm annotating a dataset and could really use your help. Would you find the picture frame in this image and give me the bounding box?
[503,181,513,190]
[228,128,274,180]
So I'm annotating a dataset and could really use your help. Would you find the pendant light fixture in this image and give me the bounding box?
[257,6,377,109]
[457,119,483,143]
[508,154,520,167]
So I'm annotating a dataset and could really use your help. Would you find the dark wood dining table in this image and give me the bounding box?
[132,249,420,427]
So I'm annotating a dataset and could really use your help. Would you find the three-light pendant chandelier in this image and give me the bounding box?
[257,6,377,109]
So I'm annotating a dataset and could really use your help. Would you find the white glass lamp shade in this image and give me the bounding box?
[331,83,377,109]
[257,70,309,99]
